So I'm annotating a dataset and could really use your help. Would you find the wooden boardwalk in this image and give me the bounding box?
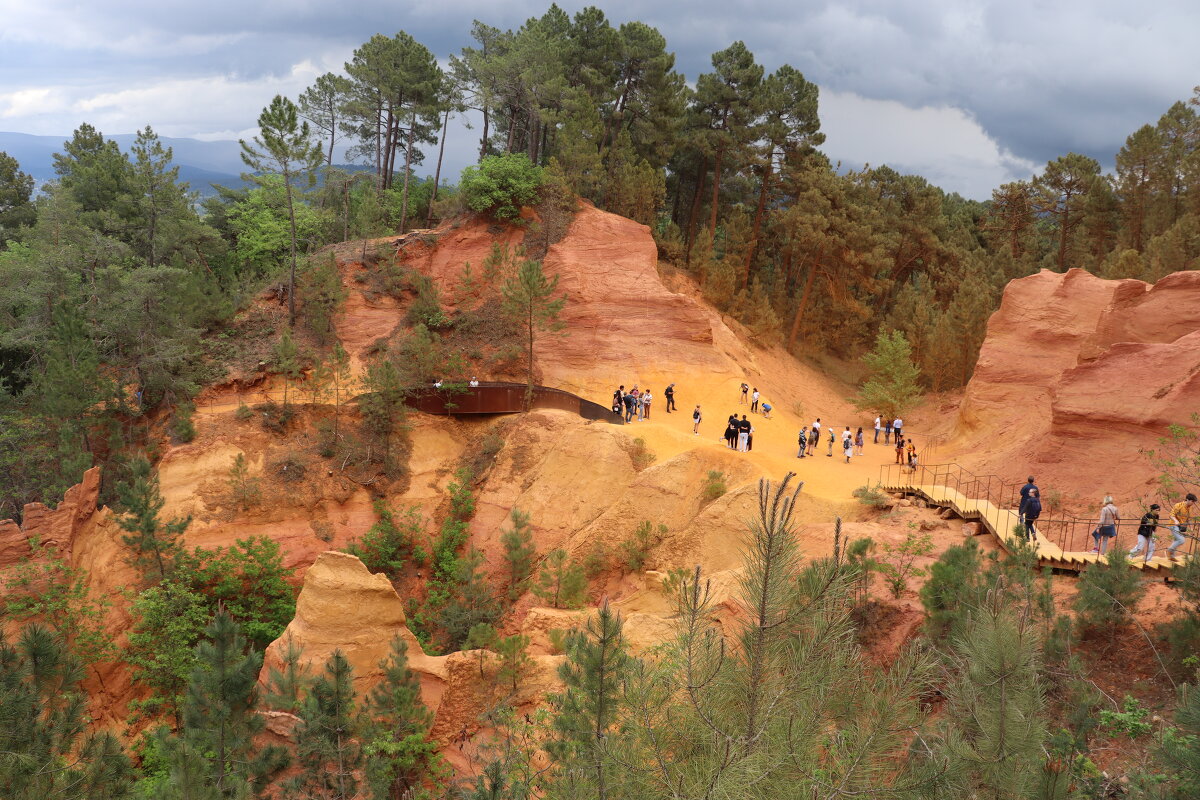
[879,477,1176,573]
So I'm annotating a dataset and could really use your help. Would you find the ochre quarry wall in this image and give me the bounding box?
[953,268,1200,504]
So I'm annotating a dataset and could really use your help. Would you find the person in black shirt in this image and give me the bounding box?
[1022,489,1042,541]
[1018,476,1039,523]
[1131,504,1160,563]
[664,383,676,413]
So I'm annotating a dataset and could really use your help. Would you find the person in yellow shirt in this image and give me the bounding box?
[1168,492,1197,561]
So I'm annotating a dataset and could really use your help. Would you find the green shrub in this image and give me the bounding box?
[852,483,888,508]
[460,153,544,222]
[703,470,727,502]
[629,437,656,471]
[235,403,253,421]
[583,541,610,579]
[1073,546,1146,638]
[170,402,196,443]
[345,501,424,577]
[532,549,587,609]
[227,453,261,511]
[878,525,934,598]
[618,520,667,573]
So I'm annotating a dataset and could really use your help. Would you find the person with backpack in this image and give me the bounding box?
[1130,503,1160,563]
[842,429,853,463]
[798,427,808,458]
[1168,493,1197,561]
[664,383,676,413]
[624,390,636,423]
[827,425,836,457]
[1018,476,1039,524]
[692,405,702,434]
[1022,488,1042,542]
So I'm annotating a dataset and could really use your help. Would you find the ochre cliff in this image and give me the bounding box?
[953,268,1200,504]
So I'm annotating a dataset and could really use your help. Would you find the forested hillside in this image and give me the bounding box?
[2,5,1200,798]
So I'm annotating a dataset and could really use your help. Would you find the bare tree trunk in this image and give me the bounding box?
[684,157,708,263]
[400,111,416,232]
[480,106,490,161]
[428,107,451,228]
[708,145,724,232]
[741,156,773,289]
[786,258,821,350]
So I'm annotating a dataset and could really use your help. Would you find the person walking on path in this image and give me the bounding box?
[750,388,760,414]
[884,418,893,444]
[855,427,865,455]
[664,384,676,413]
[1091,496,1120,555]
[906,440,918,472]
[827,426,836,457]
[798,427,808,458]
[740,383,749,404]
[1168,493,1197,561]
[842,428,853,463]
[895,436,905,465]
[692,405,703,434]
[874,415,882,444]
[1019,476,1039,524]
[642,390,652,420]
[893,417,903,441]
[1022,488,1042,541]
[624,391,636,423]
[1131,504,1160,563]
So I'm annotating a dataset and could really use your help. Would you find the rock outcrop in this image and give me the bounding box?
[954,268,1200,502]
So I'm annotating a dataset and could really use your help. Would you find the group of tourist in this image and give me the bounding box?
[1018,476,1196,563]
[737,383,773,417]
[613,384,678,422]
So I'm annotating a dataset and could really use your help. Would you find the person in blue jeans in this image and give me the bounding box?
[1168,493,1197,561]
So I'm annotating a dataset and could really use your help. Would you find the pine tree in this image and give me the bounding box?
[291,650,361,800]
[937,598,1054,799]
[272,327,302,411]
[495,634,532,695]
[264,633,309,713]
[0,625,134,799]
[1072,546,1146,638]
[161,611,289,798]
[501,508,537,600]
[0,150,36,243]
[360,635,444,800]
[240,96,323,325]
[501,258,565,409]
[117,456,191,583]
[547,600,631,800]
[532,549,587,609]
[855,329,921,419]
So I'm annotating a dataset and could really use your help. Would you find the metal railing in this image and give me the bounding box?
[877,460,1197,561]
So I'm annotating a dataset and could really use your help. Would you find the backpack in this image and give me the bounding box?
[1026,497,1042,517]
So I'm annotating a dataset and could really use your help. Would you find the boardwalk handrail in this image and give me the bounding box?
[877,461,1196,563]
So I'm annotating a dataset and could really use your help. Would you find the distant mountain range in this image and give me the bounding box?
[0,131,252,197]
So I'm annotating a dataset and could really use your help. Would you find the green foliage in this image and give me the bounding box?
[702,469,727,502]
[495,633,533,694]
[502,256,565,405]
[300,253,348,342]
[125,581,213,720]
[360,635,445,800]
[0,625,134,799]
[532,549,587,609]
[290,650,361,800]
[3,537,116,667]
[852,483,888,507]
[264,633,309,713]
[0,150,36,242]
[346,501,424,578]
[877,525,934,598]
[407,272,452,330]
[1099,694,1153,738]
[1073,546,1146,637]
[628,436,656,470]
[235,402,254,421]
[460,153,544,221]
[272,326,302,410]
[618,520,667,573]
[501,508,537,599]
[117,457,191,584]
[465,623,498,679]
[156,610,289,798]
[855,329,922,419]
[169,402,196,444]
[1159,677,1200,798]
[227,452,262,510]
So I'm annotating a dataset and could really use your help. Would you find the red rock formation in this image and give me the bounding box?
[953,268,1200,503]
[0,466,103,564]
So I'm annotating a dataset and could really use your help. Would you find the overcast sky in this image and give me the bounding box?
[1,0,1197,199]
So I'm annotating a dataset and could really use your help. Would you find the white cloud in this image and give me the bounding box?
[0,87,70,119]
[819,90,1038,198]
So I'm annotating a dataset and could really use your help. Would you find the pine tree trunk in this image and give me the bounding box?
[400,113,416,233]
[684,158,708,263]
[742,156,772,289]
[284,165,298,326]
[480,107,490,161]
[428,107,451,227]
[1057,207,1069,270]
[787,257,821,350]
[709,145,724,233]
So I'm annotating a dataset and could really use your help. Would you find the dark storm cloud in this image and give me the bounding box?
[1,0,1197,198]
